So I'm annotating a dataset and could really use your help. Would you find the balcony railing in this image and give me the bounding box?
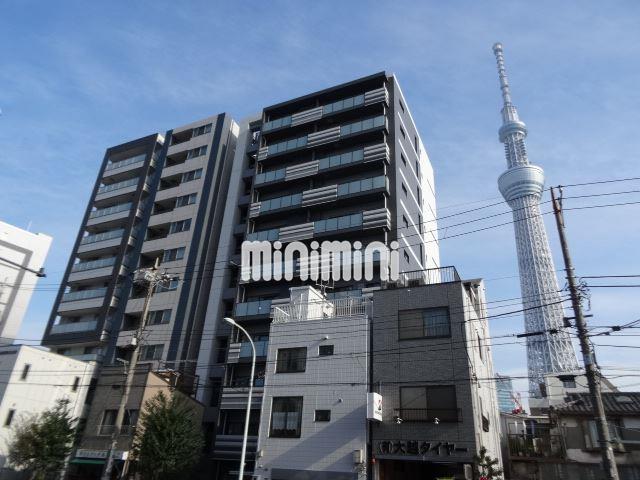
[225,377,265,388]
[98,425,136,436]
[50,320,98,334]
[235,300,272,318]
[394,408,462,423]
[239,340,268,358]
[68,353,103,362]
[79,229,124,245]
[104,153,146,171]
[507,434,565,458]
[272,296,369,324]
[387,267,461,288]
[89,202,132,219]
[71,257,116,273]
[97,177,140,194]
[61,288,107,303]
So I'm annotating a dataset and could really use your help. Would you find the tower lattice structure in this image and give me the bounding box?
[492,43,579,396]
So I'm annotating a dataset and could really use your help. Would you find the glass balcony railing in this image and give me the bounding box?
[323,92,365,115]
[61,288,107,303]
[246,228,279,242]
[314,212,363,234]
[340,115,385,136]
[50,320,98,334]
[255,168,286,185]
[80,229,124,245]
[104,153,146,171]
[71,257,116,273]
[239,340,269,358]
[262,115,292,133]
[89,202,132,219]
[318,147,365,170]
[337,175,386,197]
[260,193,302,213]
[267,135,307,156]
[235,299,272,317]
[97,177,140,194]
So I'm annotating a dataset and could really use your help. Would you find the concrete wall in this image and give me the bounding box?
[255,297,369,480]
[0,221,52,343]
[0,346,94,469]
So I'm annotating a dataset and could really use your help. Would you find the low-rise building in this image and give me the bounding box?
[254,286,370,480]
[67,365,204,479]
[371,271,502,479]
[0,345,95,472]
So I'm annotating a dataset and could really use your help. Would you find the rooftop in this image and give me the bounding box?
[553,392,640,416]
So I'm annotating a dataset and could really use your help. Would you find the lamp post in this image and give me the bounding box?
[224,317,256,480]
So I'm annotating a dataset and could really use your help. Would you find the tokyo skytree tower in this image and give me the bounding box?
[492,43,579,396]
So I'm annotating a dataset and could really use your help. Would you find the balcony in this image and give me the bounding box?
[394,408,462,423]
[50,319,98,335]
[261,86,388,134]
[234,300,272,319]
[68,259,117,283]
[103,153,146,178]
[507,434,565,459]
[212,435,258,461]
[68,353,104,363]
[271,296,369,324]
[62,287,107,303]
[95,177,142,203]
[86,203,132,227]
[227,340,269,363]
[385,266,461,288]
[58,287,112,314]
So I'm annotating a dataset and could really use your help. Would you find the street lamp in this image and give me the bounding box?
[224,317,256,480]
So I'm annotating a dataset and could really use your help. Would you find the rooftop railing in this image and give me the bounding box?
[271,296,369,324]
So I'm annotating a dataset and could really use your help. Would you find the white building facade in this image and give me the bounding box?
[0,345,95,470]
[0,221,52,343]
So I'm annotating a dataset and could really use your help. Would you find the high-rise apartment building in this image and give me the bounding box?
[42,115,238,389]
[0,221,52,343]
[496,374,515,413]
[193,72,440,478]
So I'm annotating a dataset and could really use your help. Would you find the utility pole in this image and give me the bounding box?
[550,186,619,480]
[101,259,169,480]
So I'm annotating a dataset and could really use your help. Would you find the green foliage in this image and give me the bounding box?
[7,399,76,480]
[132,391,204,480]
[473,446,503,480]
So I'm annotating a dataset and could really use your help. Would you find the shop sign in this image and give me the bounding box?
[376,440,468,457]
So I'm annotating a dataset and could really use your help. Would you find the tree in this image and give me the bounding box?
[132,391,204,480]
[473,446,503,480]
[7,399,76,480]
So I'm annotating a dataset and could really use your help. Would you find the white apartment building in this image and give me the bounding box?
[0,221,52,343]
[0,345,95,470]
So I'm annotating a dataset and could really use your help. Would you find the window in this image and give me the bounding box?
[315,409,331,422]
[21,364,30,380]
[276,347,307,373]
[401,183,408,196]
[319,345,334,356]
[169,218,191,234]
[417,186,422,206]
[270,397,303,438]
[162,247,185,263]
[414,135,419,154]
[399,307,451,340]
[560,376,576,389]
[399,385,458,422]
[99,409,138,435]
[415,160,420,178]
[156,277,179,292]
[477,333,484,361]
[181,168,203,182]
[400,125,406,139]
[175,193,197,208]
[148,309,171,325]
[403,251,410,263]
[418,214,423,234]
[419,244,423,264]
[193,123,212,137]
[402,215,409,230]
[72,377,80,392]
[400,152,407,165]
[399,99,405,113]
[4,409,15,427]
[187,145,207,159]
[139,344,164,361]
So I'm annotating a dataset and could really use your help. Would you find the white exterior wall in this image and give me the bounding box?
[255,290,369,480]
[0,345,94,468]
[0,221,52,343]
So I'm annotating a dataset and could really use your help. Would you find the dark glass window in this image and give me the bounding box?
[270,397,303,438]
[399,307,451,339]
[276,347,307,373]
[319,345,334,356]
[315,409,331,422]
[399,385,458,422]
[21,364,30,380]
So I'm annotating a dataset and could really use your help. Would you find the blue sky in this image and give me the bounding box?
[2,1,639,403]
